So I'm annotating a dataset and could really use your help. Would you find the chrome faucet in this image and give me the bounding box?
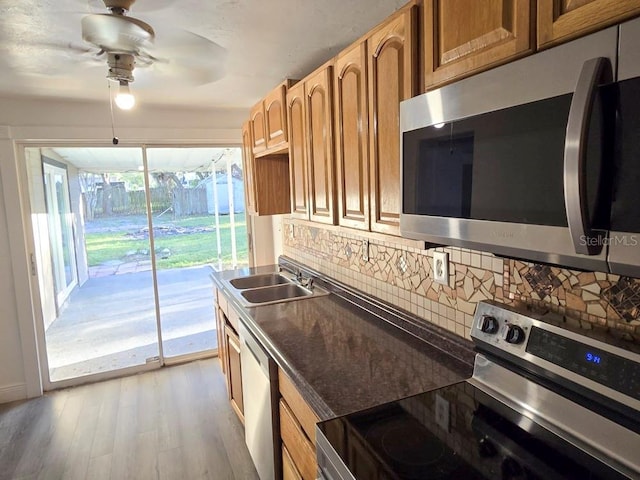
[301,277,314,290]
[294,269,314,290]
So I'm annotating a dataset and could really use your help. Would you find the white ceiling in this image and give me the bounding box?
[0,0,407,109]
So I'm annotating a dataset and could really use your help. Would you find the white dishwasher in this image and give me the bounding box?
[239,321,280,480]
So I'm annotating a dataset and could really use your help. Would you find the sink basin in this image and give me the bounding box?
[240,283,311,306]
[230,273,291,290]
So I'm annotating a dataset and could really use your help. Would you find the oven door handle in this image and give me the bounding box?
[564,57,610,255]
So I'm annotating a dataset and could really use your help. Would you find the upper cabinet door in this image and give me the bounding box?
[241,120,257,215]
[287,82,309,219]
[250,101,267,153]
[265,84,288,150]
[368,5,417,236]
[538,0,640,48]
[424,0,534,89]
[305,66,337,225]
[334,42,369,231]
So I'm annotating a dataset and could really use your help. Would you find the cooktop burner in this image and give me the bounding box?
[376,422,445,466]
[350,403,486,480]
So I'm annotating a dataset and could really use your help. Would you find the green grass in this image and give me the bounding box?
[85,214,248,270]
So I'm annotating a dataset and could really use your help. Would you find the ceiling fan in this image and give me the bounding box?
[77,0,227,108]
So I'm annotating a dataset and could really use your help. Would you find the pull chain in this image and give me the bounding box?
[108,81,119,145]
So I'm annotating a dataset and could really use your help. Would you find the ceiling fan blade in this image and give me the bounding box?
[81,14,154,53]
[146,29,227,85]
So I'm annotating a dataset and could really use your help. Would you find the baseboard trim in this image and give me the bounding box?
[0,383,27,404]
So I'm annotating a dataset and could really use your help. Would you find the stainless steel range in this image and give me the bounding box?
[317,301,640,479]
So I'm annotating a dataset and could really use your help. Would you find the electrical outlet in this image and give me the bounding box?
[433,251,449,285]
[435,394,450,432]
[362,239,369,262]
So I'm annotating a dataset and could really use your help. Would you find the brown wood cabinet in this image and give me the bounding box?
[241,123,291,216]
[424,0,534,89]
[278,369,320,480]
[241,121,257,215]
[538,0,640,48]
[253,155,291,215]
[287,81,309,219]
[305,64,337,225]
[265,84,289,150]
[368,4,418,236]
[214,286,227,374]
[214,289,244,423]
[250,101,267,154]
[251,80,296,156]
[224,325,244,423]
[244,81,295,216]
[216,315,226,375]
[282,444,303,480]
[334,41,370,231]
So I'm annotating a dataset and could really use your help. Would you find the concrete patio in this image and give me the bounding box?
[45,265,217,382]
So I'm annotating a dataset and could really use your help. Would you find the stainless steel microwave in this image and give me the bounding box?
[400,18,640,277]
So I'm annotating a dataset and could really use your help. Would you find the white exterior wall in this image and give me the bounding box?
[0,95,247,402]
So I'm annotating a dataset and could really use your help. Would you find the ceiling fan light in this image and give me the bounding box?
[114,80,136,110]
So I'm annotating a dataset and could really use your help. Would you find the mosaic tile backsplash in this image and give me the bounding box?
[282,220,640,341]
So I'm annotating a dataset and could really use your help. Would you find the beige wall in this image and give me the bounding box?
[0,95,245,403]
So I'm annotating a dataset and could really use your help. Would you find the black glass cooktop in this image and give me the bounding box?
[318,381,630,480]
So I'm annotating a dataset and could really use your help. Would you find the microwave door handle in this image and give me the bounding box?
[564,57,609,255]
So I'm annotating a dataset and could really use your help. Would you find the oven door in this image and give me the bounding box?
[400,25,618,272]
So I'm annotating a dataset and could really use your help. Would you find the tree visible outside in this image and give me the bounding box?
[80,148,248,272]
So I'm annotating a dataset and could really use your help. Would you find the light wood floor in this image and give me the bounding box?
[0,359,259,480]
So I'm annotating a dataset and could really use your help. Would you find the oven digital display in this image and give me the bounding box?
[526,327,639,401]
[585,352,603,365]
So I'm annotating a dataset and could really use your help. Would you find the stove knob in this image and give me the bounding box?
[478,437,497,458]
[480,315,499,334]
[505,324,525,344]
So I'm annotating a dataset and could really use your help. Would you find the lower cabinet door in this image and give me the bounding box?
[282,444,303,480]
[225,328,244,422]
[280,399,317,480]
[216,306,226,374]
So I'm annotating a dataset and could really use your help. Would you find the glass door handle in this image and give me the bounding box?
[564,56,612,255]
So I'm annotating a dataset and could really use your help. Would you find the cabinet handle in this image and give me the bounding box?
[564,57,611,255]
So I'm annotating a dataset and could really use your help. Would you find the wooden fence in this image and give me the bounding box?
[92,186,209,217]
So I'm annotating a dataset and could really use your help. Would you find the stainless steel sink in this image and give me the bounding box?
[224,270,330,307]
[229,273,291,290]
[240,283,312,306]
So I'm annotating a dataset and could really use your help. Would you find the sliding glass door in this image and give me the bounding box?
[146,147,247,360]
[26,145,247,388]
[36,148,162,384]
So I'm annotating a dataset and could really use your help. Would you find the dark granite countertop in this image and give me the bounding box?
[212,260,474,420]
